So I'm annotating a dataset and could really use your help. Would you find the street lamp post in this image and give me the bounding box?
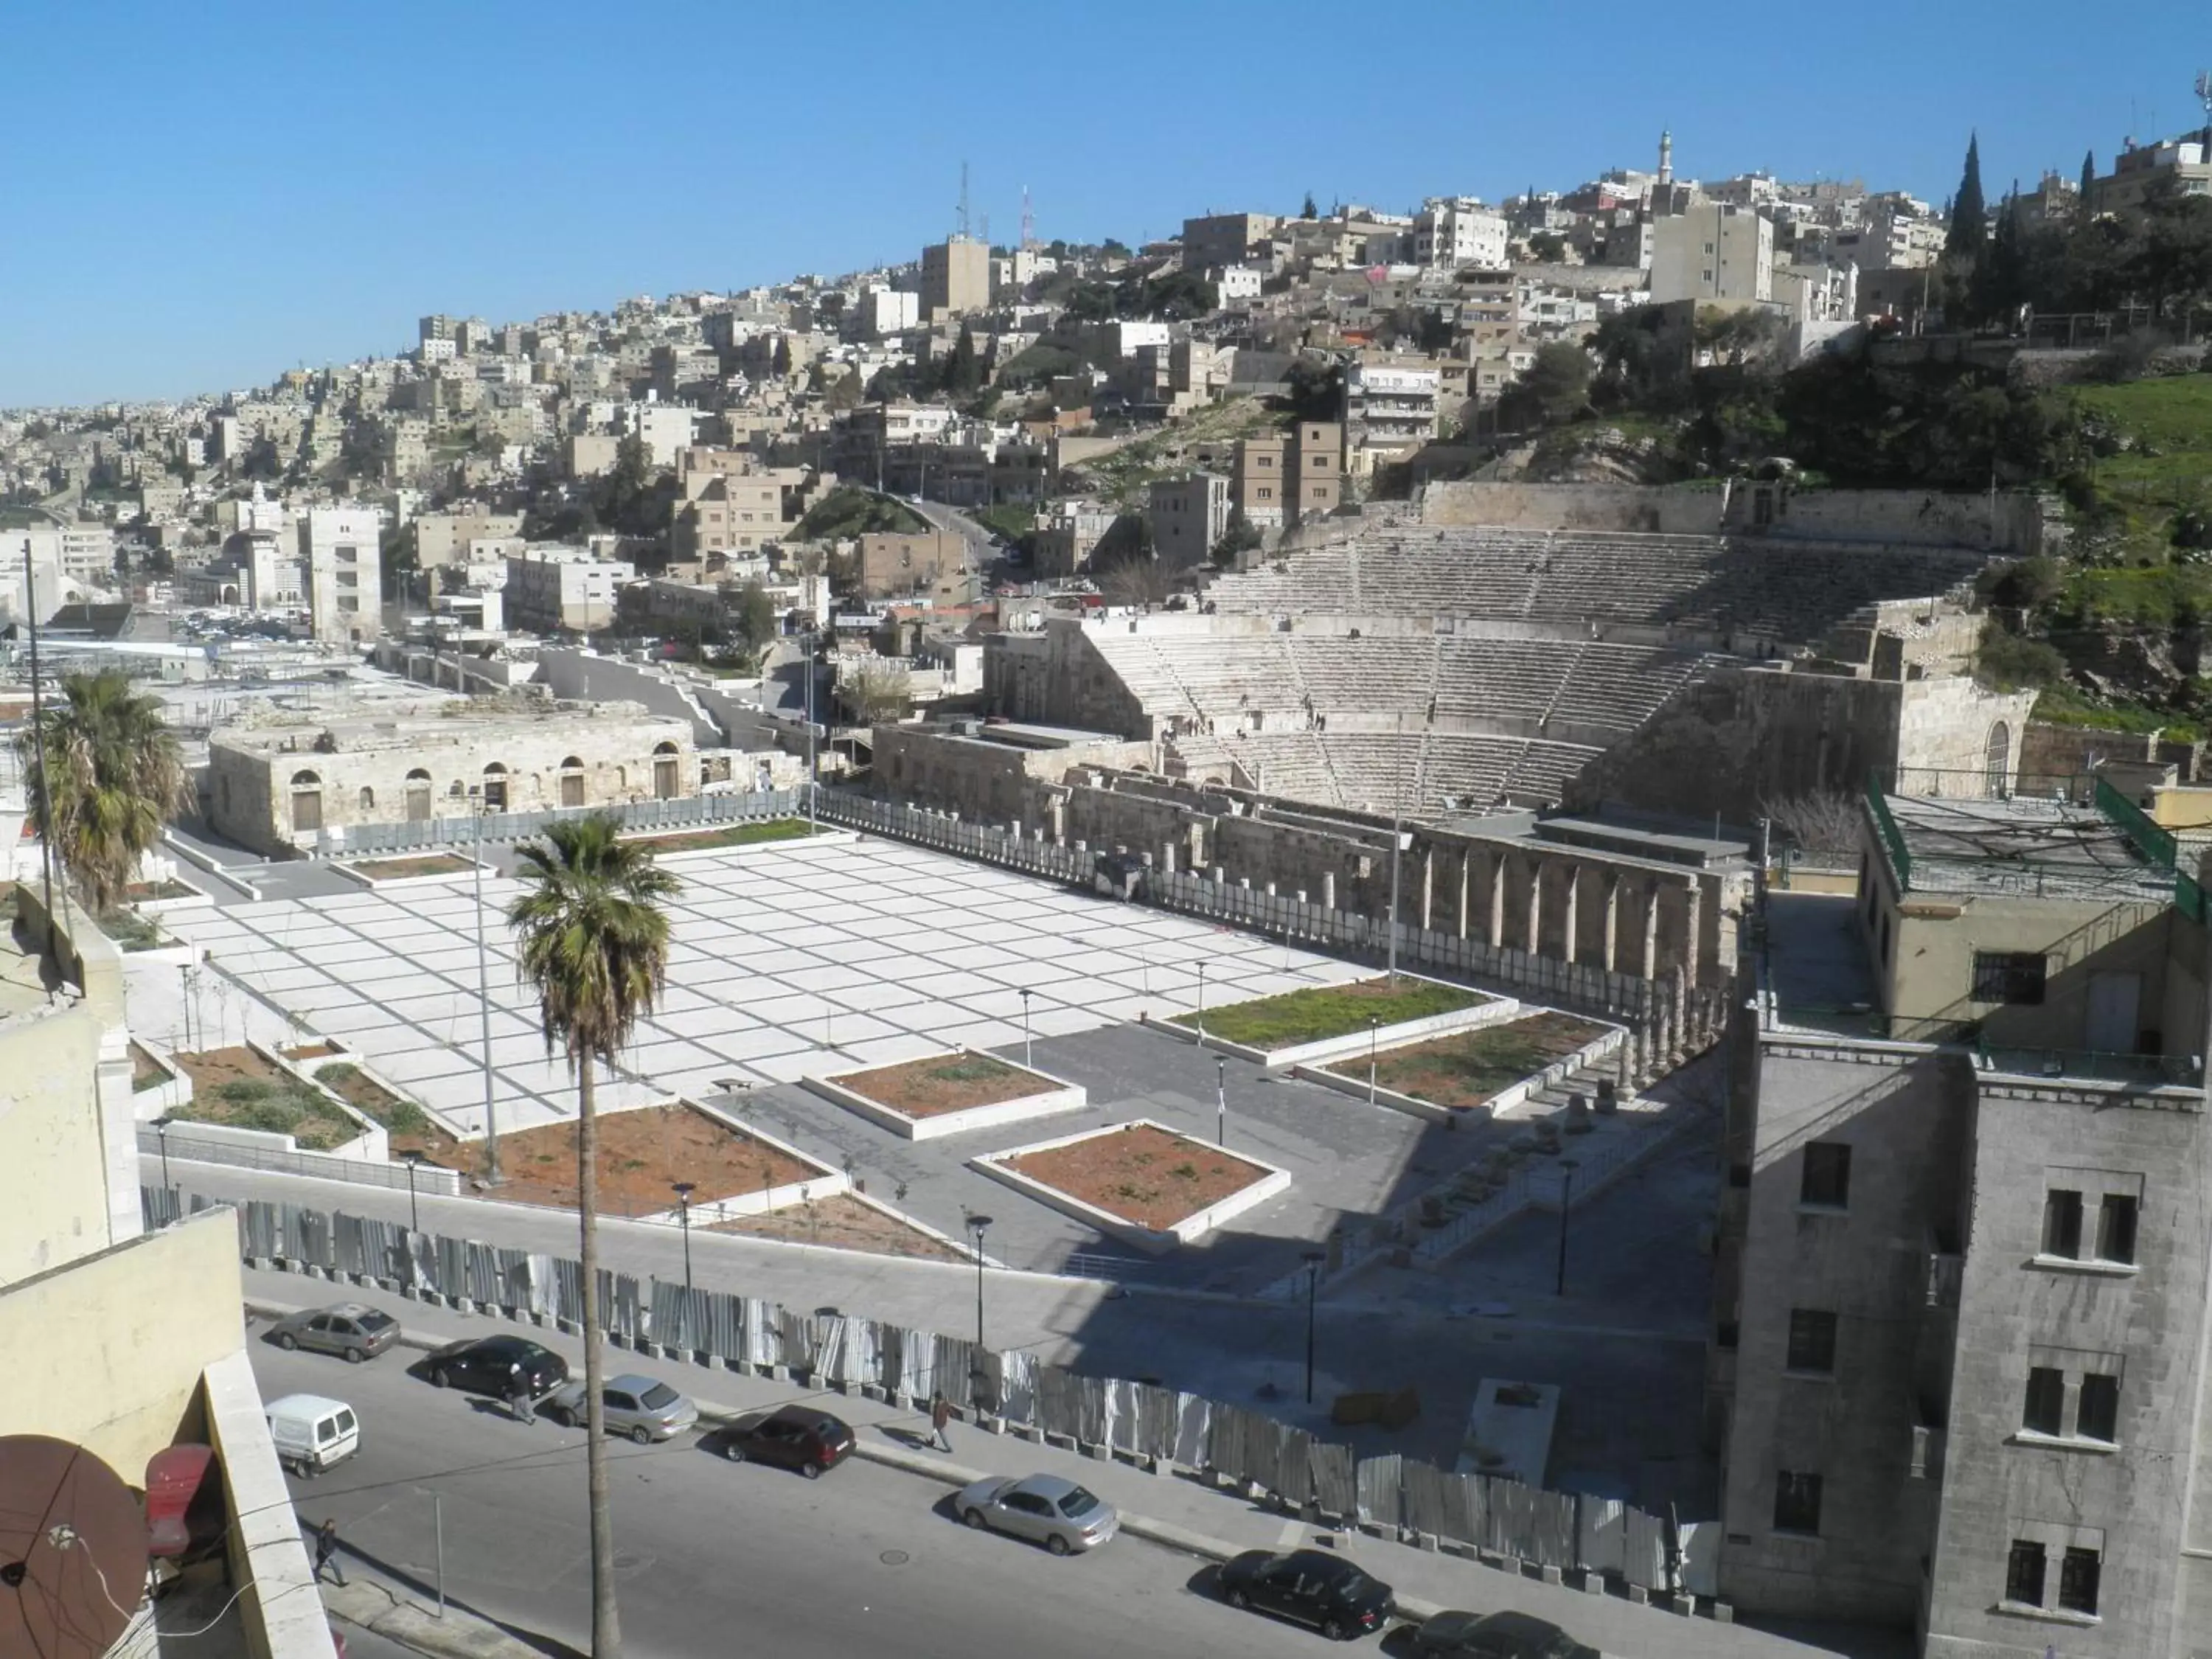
[1367,1016,1380,1106]
[672,1181,697,1296]
[1217,1057,1227,1147]
[469,789,501,1185]
[401,1150,425,1233]
[153,1115,175,1211]
[968,1214,993,1411]
[804,631,818,835]
[1196,961,1206,1041]
[1556,1163,1578,1297]
[1020,988,1032,1070]
[1301,1248,1327,1405]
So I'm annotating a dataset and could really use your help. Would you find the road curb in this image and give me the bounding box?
[324,1576,539,1659]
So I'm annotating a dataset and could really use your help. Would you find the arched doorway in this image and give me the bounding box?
[289,771,323,834]
[558,755,585,810]
[652,742,680,801]
[404,769,432,822]
[1984,721,2011,797]
[481,762,509,813]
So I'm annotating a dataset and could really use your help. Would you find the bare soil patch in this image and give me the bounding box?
[706,1192,967,1262]
[316,1062,435,1137]
[398,1102,824,1216]
[1004,1122,1272,1231]
[351,854,475,881]
[830,1051,1053,1118]
[282,1042,340,1061]
[1325,1011,1610,1109]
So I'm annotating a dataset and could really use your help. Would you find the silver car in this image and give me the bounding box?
[543,1373,698,1444]
[268,1303,401,1364]
[956,1473,1119,1555]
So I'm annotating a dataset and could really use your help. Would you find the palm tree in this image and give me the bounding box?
[505,813,678,1659]
[18,668,190,918]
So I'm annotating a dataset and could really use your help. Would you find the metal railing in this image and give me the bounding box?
[312,788,808,858]
[2093,775,2178,870]
[1975,1043,2201,1088]
[1865,771,1912,887]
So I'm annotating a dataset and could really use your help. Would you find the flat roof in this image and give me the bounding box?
[1883,793,2174,901]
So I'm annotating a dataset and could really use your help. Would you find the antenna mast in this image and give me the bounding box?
[2197,71,2212,139]
[1021,185,1035,249]
[957,161,971,241]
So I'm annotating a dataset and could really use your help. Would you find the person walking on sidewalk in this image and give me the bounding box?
[927,1390,953,1453]
[507,1363,535,1425]
[312,1519,345,1587]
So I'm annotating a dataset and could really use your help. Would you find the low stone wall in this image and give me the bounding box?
[801,1059,1088,1142]
[202,1349,341,1659]
[970,1119,1293,1254]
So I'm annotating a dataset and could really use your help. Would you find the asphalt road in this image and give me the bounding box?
[251,1341,1352,1659]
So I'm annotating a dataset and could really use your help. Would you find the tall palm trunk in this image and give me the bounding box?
[576,1056,622,1658]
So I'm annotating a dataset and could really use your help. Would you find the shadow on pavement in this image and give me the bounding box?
[332,1537,590,1659]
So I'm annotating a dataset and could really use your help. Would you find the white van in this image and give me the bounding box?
[265,1394,360,1477]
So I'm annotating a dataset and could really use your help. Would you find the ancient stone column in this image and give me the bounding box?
[1457,851,1472,941]
[1559,864,1580,967]
[1523,857,1544,957]
[1601,872,1621,973]
[1486,852,1506,950]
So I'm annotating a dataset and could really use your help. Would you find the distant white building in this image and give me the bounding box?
[1211,265,1265,303]
[1413,198,1509,269]
[1650,206,1775,305]
[858,287,919,339]
[1343,362,1440,471]
[300,504,384,646]
[504,546,633,633]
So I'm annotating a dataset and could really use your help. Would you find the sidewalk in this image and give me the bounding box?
[246,1272,1882,1659]
[321,1563,545,1659]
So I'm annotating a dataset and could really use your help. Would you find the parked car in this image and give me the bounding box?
[1217,1548,1395,1641]
[955,1474,1119,1556]
[268,1303,400,1364]
[264,1394,360,1478]
[1413,1610,1599,1659]
[544,1374,698,1444]
[712,1404,855,1478]
[422,1335,568,1399]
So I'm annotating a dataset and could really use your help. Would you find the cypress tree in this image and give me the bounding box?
[2080,150,2097,212]
[1948,133,1988,255]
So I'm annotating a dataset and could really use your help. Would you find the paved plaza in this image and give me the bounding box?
[137,830,1363,1144]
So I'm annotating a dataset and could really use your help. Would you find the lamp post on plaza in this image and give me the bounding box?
[1196,961,1206,1041]
[153,1115,176,1211]
[1020,988,1032,1070]
[1301,1248,1327,1405]
[1367,1016,1380,1105]
[467,785,501,1185]
[401,1150,425,1233]
[672,1181,697,1296]
[1217,1057,1228,1147]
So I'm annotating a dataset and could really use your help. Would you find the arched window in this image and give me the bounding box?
[558,754,585,809]
[652,742,681,801]
[289,770,323,834]
[481,762,509,813]
[404,768,432,823]
[358,787,375,813]
[1985,721,2010,798]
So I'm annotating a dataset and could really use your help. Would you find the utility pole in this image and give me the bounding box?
[24,546,55,961]
[472,795,501,1184]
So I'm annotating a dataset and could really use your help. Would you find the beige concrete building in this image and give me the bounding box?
[855,529,965,599]
[1149,473,1229,570]
[1233,422,1343,529]
[414,507,525,568]
[504,546,633,633]
[1651,204,1776,305]
[206,699,697,855]
[1714,789,2212,1656]
[301,503,384,645]
[919,235,991,321]
[1181,212,1281,274]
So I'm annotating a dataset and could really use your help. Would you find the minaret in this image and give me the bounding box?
[1658,128,1674,187]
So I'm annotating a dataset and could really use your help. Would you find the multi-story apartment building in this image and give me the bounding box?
[300,504,383,645]
[1834,193,1947,271]
[1651,205,1775,305]
[1413,198,1509,268]
[504,546,633,633]
[1342,364,1439,472]
[1149,472,1229,570]
[1714,782,2212,1656]
[858,285,920,338]
[1231,422,1343,529]
[2093,133,2212,216]
[1181,212,1281,274]
[919,235,991,321]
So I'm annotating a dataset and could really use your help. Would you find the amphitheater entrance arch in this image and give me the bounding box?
[1984,721,2010,797]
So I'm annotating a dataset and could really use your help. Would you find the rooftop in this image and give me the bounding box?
[210,698,688,756]
[1874,789,2179,902]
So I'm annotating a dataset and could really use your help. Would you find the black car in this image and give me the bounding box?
[1413,1610,1599,1659]
[713,1405,856,1478]
[1217,1548,1395,1641]
[423,1335,569,1399]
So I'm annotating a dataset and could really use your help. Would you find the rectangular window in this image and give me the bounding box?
[2023,1366,2065,1436]
[2096,1194,2138,1265]
[1772,1471,1821,1536]
[2043,1189,2083,1259]
[1972,950,2047,1004]
[2058,1546,2100,1615]
[1800,1143,1851,1209]
[1786,1310,1837,1374]
[2076,1373,2119,1443]
[2005,1540,2046,1607]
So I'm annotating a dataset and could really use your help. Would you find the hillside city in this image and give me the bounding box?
[12,94,2212,1659]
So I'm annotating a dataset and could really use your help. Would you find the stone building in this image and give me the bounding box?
[206,699,697,856]
[1714,785,2212,1654]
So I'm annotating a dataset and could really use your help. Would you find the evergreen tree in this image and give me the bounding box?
[1300,190,1318,219]
[2080,150,2097,213]
[1948,133,1988,255]
[942,327,982,397]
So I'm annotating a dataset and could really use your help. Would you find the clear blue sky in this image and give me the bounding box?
[5,0,2204,408]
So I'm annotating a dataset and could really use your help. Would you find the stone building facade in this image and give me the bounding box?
[206,700,697,856]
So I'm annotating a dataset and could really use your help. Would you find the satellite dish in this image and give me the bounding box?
[0,1435,150,1659]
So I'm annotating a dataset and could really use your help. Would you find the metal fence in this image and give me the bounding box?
[184,1189,1711,1599]
[312,789,809,859]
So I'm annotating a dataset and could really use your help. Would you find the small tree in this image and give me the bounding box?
[838,659,912,724]
[1498,343,1593,431]
[19,669,191,917]
[1300,191,1318,219]
[1760,791,1865,859]
[1096,553,1169,608]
